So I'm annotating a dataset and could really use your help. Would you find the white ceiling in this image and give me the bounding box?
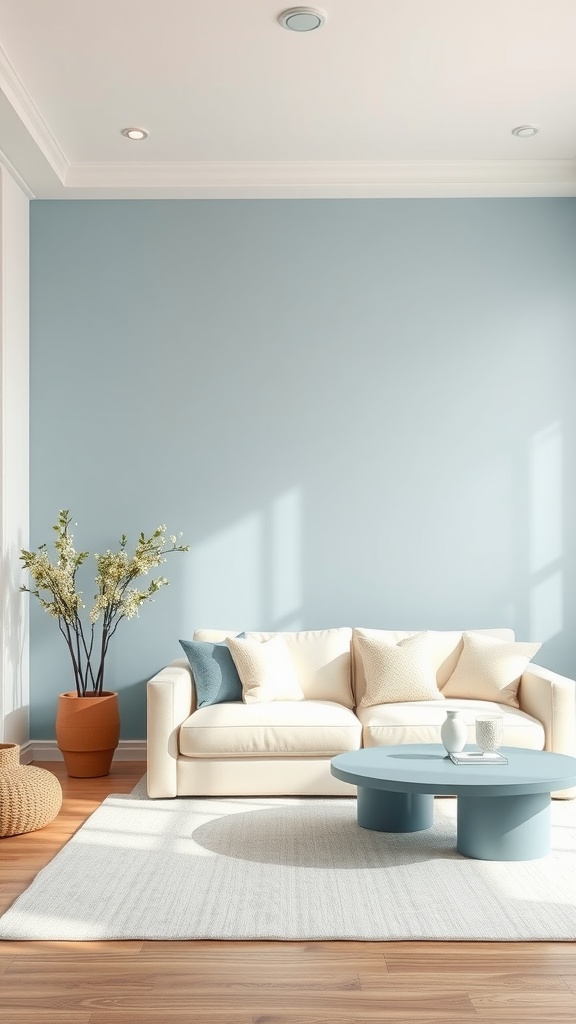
[1,0,575,199]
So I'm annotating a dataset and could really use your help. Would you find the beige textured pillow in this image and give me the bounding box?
[226,635,305,704]
[356,631,445,708]
[442,632,542,708]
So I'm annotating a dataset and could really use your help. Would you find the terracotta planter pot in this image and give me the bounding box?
[55,691,120,778]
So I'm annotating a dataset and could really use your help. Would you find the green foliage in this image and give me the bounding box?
[21,510,188,697]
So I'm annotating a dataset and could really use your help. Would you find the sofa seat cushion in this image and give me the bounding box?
[179,700,362,758]
[357,698,545,750]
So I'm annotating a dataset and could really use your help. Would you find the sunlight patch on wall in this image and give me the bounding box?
[529,571,563,645]
[271,488,302,630]
[189,512,263,628]
[528,422,563,643]
[529,423,562,575]
[185,487,303,630]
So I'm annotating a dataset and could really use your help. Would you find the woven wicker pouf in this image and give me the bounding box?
[0,743,62,838]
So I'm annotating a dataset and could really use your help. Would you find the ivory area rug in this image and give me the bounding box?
[1,779,575,941]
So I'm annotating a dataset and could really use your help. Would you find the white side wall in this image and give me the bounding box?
[0,166,29,744]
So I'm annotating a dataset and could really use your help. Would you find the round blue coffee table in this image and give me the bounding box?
[330,744,576,860]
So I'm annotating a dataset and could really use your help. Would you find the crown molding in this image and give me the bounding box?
[0,56,574,201]
[60,158,576,198]
[0,41,68,184]
[0,38,575,200]
[0,142,34,198]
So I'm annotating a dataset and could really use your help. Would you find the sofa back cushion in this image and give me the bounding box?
[194,627,354,707]
[352,628,515,706]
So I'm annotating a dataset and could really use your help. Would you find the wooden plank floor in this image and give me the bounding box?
[1,762,575,1024]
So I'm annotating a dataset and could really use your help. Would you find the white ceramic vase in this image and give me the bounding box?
[440,710,467,754]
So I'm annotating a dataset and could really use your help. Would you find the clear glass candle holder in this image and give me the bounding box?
[475,714,504,753]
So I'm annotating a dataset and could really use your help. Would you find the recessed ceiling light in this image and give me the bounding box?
[511,125,539,138]
[278,7,326,31]
[121,127,149,141]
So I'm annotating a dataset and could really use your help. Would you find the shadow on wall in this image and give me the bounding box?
[524,421,564,651]
[186,486,304,632]
[28,198,576,736]
[180,421,574,680]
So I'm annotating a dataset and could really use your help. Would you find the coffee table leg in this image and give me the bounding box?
[357,787,434,832]
[456,792,551,860]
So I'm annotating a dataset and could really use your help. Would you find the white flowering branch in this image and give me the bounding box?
[20,510,188,697]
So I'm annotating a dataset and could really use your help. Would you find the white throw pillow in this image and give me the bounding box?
[356,631,445,708]
[226,635,305,704]
[442,632,541,708]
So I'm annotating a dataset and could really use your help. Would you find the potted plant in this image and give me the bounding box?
[21,510,188,777]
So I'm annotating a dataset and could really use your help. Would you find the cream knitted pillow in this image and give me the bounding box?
[226,634,305,704]
[442,632,541,708]
[356,631,445,707]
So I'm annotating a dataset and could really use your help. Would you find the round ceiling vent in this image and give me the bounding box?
[511,125,539,138]
[121,127,149,141]
[278,7,326,31]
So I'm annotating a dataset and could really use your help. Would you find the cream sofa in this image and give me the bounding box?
[147,627,576,799]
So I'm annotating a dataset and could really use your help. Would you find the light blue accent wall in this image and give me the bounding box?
[29,198,576,739]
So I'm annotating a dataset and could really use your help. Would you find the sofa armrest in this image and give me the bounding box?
[147,659,195,798]
[519,663,576,798]
[519,664,576,753]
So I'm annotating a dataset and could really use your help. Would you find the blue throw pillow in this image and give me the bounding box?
[179,635,245,708]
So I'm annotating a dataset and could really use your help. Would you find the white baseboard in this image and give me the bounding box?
[21,740,147,764]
